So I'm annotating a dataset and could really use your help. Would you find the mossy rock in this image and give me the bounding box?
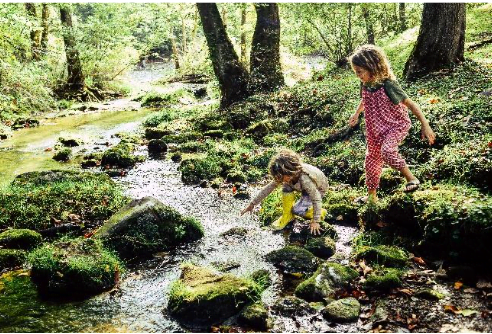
[354,245,408,268]
[272,296,317,317]
[58,137,81,147]
[265,246,319,277]
[322,297,360,322]
[101,142,142,168]
[28,238,121,297]
[237,302,269,331]
[171,153,182,163]
[226,169,247,183]
[305,236,336,259]
[52,148,72,162]
[245,120,274,141]
[289,222,338,245]
[364,268,403,291]
[162,131,202,144]
[148,139,167,155]
[0,229,42,250]
[415,288,445,300]
[179,157,222,185]
[0,249,26,270]
[295,262,359,302]
[220,227,248,237]
[0,170,128,231]
[95,197,203,261]
[250,269,272,291]
[144,127,170,140]
[167,264,260,327]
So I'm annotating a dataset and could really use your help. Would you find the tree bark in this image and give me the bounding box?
[346,4,353,55]
[398,3,407,32]
[404,3,466,81]
[40,3,50,52]
[197,3,250,108]
[249,3,284,93]
[362,5,375,44]
[240,4,247,65]
[60,5,85,91]
[25,3,42,60]
[170,35,180,69]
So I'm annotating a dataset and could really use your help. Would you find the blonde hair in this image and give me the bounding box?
[349,44,396,84]
[268,149,302,181]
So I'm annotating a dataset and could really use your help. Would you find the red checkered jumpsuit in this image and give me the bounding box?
[362,86,411,190]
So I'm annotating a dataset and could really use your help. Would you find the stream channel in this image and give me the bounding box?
[0,62,360,332]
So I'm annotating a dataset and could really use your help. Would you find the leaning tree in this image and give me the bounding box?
[404,3,466,80]
[197,3,250,109]
[249,3,284,93]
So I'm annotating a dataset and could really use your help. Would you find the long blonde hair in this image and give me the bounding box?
[349,44,396,84]
[268,149,302,181]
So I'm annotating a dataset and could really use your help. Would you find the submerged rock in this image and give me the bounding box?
[95,197,203,261]
[271,296,317,317]
[167,264,260,327]
[265,246,319,277]
[322,297,360,322]
[238,302,269,331]
[0,229,42,250]
[295,262,359,302]
[29,238,121,297]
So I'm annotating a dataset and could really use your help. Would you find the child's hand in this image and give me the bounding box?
[309,221,322,235]
[421,123,436,145]
[348,113,359,127]
[241,203,254,215]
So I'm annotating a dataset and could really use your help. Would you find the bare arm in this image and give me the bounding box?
[402,98,436,145]
[348,100,364,127]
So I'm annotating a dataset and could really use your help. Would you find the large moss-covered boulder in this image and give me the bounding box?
[295,262,359,302]
[167,265,260,327]
[95,197,203,261]
[265,246,319,277]
[0,249,26,270]
[28,238,121,297]
[0,229,42,250]
[353,245,408,268]
[237,302,269,331]
[322,297,360,322]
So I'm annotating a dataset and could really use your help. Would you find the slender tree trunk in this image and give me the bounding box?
[60,5,85,90]
[362,5,375,44]
[249,3,284,93]
[240,4,247,65]
[40,3,50,52]
[25,3,42,60]
[197,3,250,108]
[181,16,187,54]
[404,3,466,80]
[399,3,407,32]
[170,35,180,69]
[346,4,353,55]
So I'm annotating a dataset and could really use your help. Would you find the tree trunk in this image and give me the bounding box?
[249,3,284,93]
[181,16,187,54]
[399,3,407,32]
[60,5,85,91]
[197,3,250,108]
[240,4,247,65]
[25,3,42,60]
[40,3,50,52]
[404,3,466,81]
[362,5,375,45]
[346,4,353,55]
[170,35,180,69]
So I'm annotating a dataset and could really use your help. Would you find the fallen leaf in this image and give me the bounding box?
[44,147,53,152]
[412,256,426,266]
[359,260,373,276]
[460,309,479,317]
[444,305,460,314]
[398,288,414,296]
[429,98,440,104]
[376,221,388,228]
[454,281,463,290]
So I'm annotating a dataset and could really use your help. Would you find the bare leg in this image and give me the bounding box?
[399,166,420,191]
[368,189,378,202]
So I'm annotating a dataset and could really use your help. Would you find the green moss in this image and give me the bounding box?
[167,264,261,326]
[238,302,269,331]
[140,89,194,107]
[179,156,222,185]
[250,269,272,291]
[101,142,143,168]
[144,127,170,140]
[178,141,207,153]
[322,297,360,322]
[364,268,403,291]
[226,169,247,183]
[354,245,408,268]
[323,186,363,225]
[28,237,122,297]
[266,246,319,276]
[143,109,178,127]
[52,148,72,162]
[0,170,128,231]
[416,288,445,300]
[0,229,42,250]
[0,249,26,270]
[305,236,336,259]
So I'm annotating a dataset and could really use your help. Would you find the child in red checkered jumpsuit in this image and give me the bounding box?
[348,45,436,203]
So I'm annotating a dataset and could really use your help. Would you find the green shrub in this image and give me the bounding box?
[179,156,222,185]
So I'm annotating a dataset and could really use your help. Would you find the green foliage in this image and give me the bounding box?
[0,170,128,231]
[0,249,26,270]
[140,89,194,107]
[353,244,408,268]
[179,156,222,185]
[52,148,72,162]
[0,229,42,250]
[364,268,403,291]
[143,109,179,127]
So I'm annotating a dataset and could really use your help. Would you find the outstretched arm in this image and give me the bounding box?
[241,181,278,215]
[349,100,364,127]
[402,98,436,145]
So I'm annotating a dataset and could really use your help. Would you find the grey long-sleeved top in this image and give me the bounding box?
[250,163,329,222]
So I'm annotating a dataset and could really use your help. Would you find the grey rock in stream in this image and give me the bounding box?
[322,297,361,322]
[95,197,203,261]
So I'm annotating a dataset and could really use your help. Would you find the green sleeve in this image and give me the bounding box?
[384,80,408,105]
